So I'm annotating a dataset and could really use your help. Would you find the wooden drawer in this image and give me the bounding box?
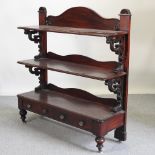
[18,98,93,132]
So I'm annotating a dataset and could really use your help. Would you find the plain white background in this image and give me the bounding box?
[0,0,155,95]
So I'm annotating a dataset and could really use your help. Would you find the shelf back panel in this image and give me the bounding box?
[46,7,120,31]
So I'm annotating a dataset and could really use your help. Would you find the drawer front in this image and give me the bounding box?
[18,98,94,132]
[51,107,93,132]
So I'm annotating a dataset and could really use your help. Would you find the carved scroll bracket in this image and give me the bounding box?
[27,66,41,76]
[25,66,46,91]
[24,30,41,43]
[24,30,43,60]
[105,78,123,112]
[106,36,125,72]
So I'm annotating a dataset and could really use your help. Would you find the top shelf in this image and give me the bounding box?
[18,25,128,37]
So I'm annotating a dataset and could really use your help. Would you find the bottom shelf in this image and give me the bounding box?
[17,84,124,134]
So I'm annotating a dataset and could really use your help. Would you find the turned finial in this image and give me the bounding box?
[120,9,131,16]
[39,7,47,13]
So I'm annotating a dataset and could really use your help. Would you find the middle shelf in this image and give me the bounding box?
[18,52,126,81]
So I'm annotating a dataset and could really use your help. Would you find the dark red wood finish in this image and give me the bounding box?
[18,84,121,121]
[38,7,48,88]
[17,7,131,152]
[18,25,127,37]
[18,84,124,135]
[46,7,120,30]
[114,9,131,141]
[18,52,126,81]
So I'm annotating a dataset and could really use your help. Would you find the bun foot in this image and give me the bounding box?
[19,109,27,123]
[95,136,105,152]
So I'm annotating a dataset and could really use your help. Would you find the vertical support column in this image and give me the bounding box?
[114,9,131,141]
[38,7,48,88]
[39,7,47,56]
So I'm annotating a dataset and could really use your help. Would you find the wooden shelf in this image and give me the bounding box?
[18,52,126,81]
[18,25,127,37]
[18,84,124,122]
[17,6,131,151]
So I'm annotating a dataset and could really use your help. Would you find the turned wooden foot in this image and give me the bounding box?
[19,109,27,123]
[95,136,105,152]
[114,126,127,141]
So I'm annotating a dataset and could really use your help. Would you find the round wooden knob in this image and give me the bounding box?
[79,121,85,127]
[59,114,65,120]
[27,104,31,109]
[42,109,47,114]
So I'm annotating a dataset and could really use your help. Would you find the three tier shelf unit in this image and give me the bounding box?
[17,7,131,152]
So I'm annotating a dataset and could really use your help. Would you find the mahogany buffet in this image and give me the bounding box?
[17,7,131,152]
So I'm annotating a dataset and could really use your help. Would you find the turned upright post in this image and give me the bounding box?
[114,9,131,141]
[37,7,48,88]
